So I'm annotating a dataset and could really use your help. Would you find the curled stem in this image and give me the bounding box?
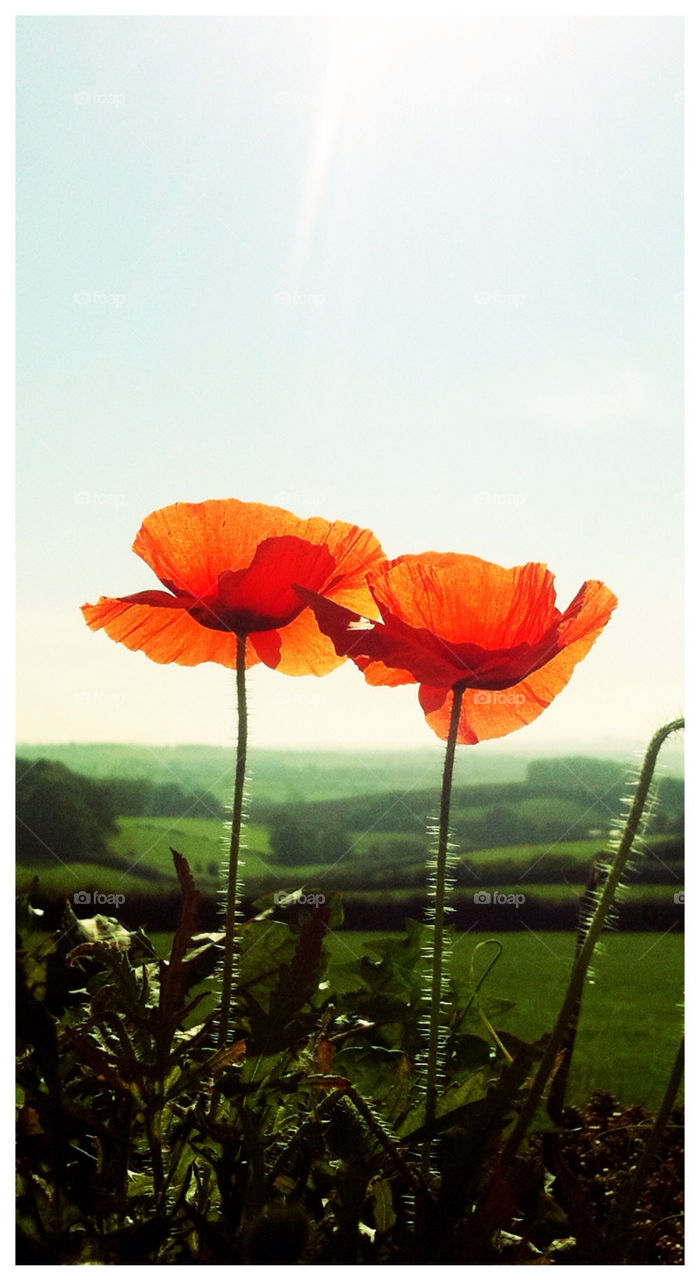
[499,716,684,1169]
[218,633,248,1048]
[424,683,464,1162]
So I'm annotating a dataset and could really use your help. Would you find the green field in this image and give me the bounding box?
[147,926,682,1111]
[108,817,677,881]
[110,816,274,886]
[17,774,684,1115]
[17,814,682,923]
[322,929,683,1110]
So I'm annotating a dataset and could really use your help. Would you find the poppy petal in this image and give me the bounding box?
[239,523,385,672]
[314,523,386,611]
[555,580,619,647]
[294,589,420,684]
[419,581,617,743]
[116,589,197,609]
[250,609,343,676]
[81,597,260,669]
[208,536,337,632]
[297,587,527,688]
[132,500,310,599]
[369,554,558,648]
[133,501,386,610]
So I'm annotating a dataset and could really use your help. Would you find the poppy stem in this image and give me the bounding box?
[424,682,464,1163]
[218,633,248,1048]
[497,715,684,1173]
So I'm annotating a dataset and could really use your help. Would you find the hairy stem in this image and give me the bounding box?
[424,683,464,1161]
[499,716,684,1169]
[218,633,248,1048]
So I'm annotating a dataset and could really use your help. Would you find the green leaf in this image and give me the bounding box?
[371,1177,396,1234]
[400,1068,489,1139]
[158,849,200,1034]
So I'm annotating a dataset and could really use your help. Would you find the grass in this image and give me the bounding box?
[18,817,682,916]
[460,833,676,869]
[109,816,274,885]
[17,861,166,899]
[327,929,683,1109]
[108,819,679,881]
[146,926,682,1111]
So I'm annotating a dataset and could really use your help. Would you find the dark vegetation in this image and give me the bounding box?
[15,746,684,1263]
[16,760,117,868]
[16,858,683,1265]
[16,757,223,866]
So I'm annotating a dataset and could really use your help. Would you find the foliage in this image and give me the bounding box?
[525,756,626,800]
[16,808,684,938]
[259,765,684,852]
[16,854,682,1265]
[16,758,117,866]
[16,758,224,871]
[99,777,224,819]
[268,813,350,865]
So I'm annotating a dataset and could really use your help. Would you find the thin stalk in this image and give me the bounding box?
[547,856,608,1122]
[424,683,465,1156]
[218,633,248,1048]
[498,716,684,1170]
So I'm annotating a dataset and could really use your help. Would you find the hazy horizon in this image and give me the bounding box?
[16,734,685,771]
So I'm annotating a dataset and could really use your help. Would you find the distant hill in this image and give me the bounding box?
[16,757,113,867]
[260,757,683,855]
[15,738,683,811]
[16,746,684,931]
[16,756,224,865]
[17,741,683,861]
[15,743,517,806]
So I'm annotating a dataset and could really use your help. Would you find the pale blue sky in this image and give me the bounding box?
[16,15,683,749]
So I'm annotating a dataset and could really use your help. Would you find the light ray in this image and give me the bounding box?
[288,19,391,291]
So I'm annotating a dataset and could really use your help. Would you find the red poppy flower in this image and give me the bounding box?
[82,500,385,676]
[297,553,617,743]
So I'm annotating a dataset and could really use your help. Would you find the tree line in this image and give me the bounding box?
[16,758,223,865]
